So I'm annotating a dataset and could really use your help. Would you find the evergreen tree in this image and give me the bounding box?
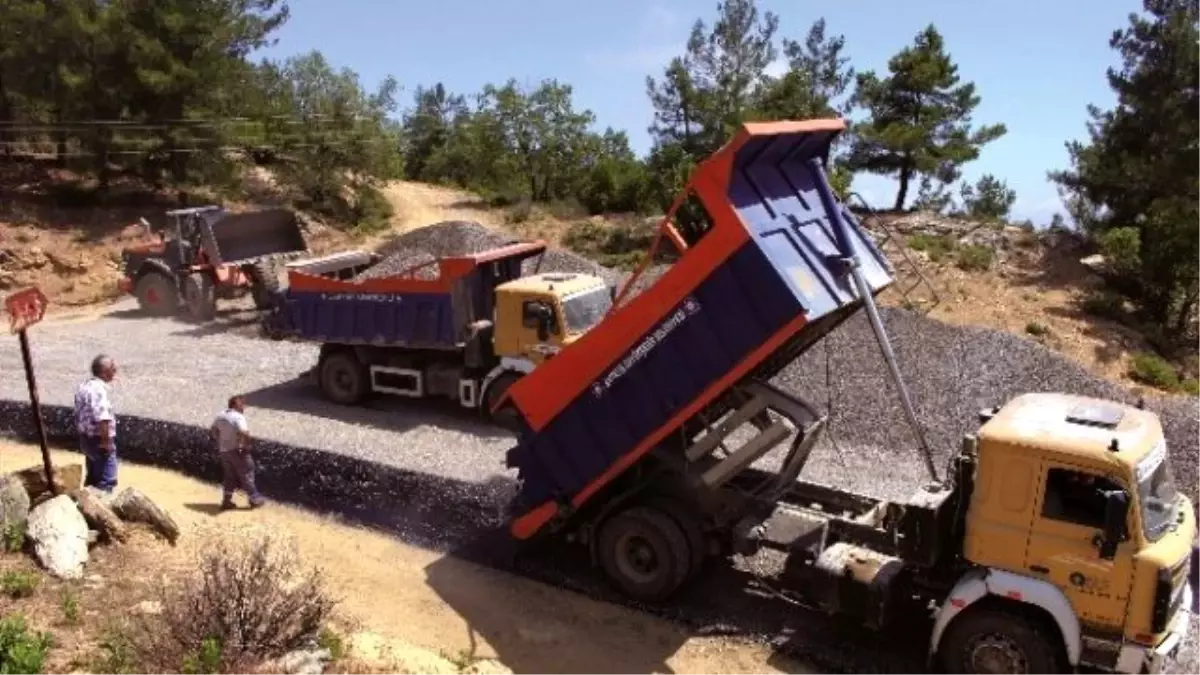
[1050,0,1199,333]
[960,174,1016,220]
[847,25,1006,210]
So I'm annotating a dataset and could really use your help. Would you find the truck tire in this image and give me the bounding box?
[248,259,282,310]
[182,272,217,322]
[319,351,370,405]
[134,272,178,316]
[482,371,523,431]
[938,606,1062,674]
[597,506,692,602]
[644,495,707,580]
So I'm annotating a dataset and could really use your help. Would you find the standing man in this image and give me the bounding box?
[73,354,119,492]
[209,395,265,510]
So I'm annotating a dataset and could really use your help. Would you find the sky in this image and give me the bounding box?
[258,0,1139,224]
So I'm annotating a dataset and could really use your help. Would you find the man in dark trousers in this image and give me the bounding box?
[209,395,265,510]
[73,354,119,492]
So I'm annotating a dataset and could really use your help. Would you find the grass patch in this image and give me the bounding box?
[60,588,80,625]
[955,244,994,272]
[1182,378,1200,396]
[0,613,54,674]
[2,522,25,553]
[562,219,655,271]
[1,571,38,599]
[907,233,957,262]
[1024,321,1050,337]
[1129,352,1182,391]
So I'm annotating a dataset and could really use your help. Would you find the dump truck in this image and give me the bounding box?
[119,205,309,321]
[496,119,1194,674]
[260,243,615,427]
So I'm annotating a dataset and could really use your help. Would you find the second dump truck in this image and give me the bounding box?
[261,242,615,427]
[494,119,1194,674]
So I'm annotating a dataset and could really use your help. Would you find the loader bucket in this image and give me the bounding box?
[198,208,308,266]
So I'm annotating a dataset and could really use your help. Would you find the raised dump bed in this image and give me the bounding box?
[502,119,895,541]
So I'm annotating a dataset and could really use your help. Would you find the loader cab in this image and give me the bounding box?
[962,393,1194,657]
[493,273,612,364]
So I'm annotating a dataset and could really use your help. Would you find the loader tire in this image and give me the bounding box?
[248,259,283,310]
[134,272,179,316]
[938,606,1063,674]
[182,272,217,322]
[597,506,692,602]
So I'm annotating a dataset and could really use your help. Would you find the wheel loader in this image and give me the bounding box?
[118,206,308,321]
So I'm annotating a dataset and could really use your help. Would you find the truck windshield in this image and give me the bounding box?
[1138,442,1179,542]
[562,287,612,334]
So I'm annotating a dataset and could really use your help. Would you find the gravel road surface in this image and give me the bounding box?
[1,234,1196,672]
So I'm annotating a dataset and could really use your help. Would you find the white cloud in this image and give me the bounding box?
[764,58,788,78]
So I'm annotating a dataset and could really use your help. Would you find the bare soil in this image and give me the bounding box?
[1,442,803,674]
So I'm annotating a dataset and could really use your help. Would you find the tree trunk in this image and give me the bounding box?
[894,158,913,211]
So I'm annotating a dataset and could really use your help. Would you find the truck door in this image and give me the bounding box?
[1025,462,1136,631]
[518,298,564,364]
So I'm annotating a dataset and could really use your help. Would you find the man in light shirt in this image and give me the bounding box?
[209,395,265,510]
[73,354,119,492]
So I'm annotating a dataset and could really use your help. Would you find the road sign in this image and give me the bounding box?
[4,286,55,494]
[5,286,48,334]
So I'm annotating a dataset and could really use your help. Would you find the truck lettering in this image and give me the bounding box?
[319,293,408,302]
[591,297,700,398]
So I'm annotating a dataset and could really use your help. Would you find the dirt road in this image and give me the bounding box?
[1,442,804,674]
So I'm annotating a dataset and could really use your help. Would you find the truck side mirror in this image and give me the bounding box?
[1099,490,1128,560]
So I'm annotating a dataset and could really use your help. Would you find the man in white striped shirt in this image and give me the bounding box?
[73,354,119,492]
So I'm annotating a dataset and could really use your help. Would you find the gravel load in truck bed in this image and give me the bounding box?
[377,220,624,286]
[353,247,439,281]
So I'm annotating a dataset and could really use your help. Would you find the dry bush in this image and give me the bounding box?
[138,530,335,673]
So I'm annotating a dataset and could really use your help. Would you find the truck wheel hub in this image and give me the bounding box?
[969,633,1028,673]
[616,533,660,582]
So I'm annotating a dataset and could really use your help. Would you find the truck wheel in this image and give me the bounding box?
[938,607,1062,674]
[319,351,369,405]
[483,372,522,431]
[182,272,217,322]
[134,272,178,316]
[597,506,692,602]
[248,260,282,310]
[644,495,707,579]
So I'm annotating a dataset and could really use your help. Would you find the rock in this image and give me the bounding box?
[71,488,129,543]
[274,647,332,675]
[1080,253,1110,276]
[87,530,99,545]
[133,600,163,616]
[14,463,83,500]
[0,474,30,538]
[110,488,180,545]
[26,494,90,579]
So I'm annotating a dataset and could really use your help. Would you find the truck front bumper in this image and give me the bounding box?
[1117,582,1193,673]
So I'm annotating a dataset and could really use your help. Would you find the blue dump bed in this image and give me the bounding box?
[263,243,543,350]
[503,120,896,539]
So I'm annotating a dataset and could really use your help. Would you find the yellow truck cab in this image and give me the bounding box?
[482,271,613,420]
[934,393,1194,673]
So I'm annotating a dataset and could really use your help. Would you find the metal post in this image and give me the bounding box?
[806,158,939,483]
[17,328,55,495]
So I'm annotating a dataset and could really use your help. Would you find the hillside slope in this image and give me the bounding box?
[0,174,1184,393]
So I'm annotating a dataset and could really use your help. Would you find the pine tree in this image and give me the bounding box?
[1050,0,1199,333]
[960,174,1016,220]
[846,25,1006,210]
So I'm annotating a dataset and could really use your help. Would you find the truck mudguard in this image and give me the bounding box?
[267,242,546,349]
[503,119,895,540]
[929,568,1083,666]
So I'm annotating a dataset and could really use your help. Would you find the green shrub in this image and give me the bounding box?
[505,199,534,224]
[92,625,139,674]
[180,638,223,675]
[348,184,394,235]
[318,627,347,662]
[2,522,24,553]
[1181,378,1199,396]
[1081,292,1126,320]
[1025,321,1050,337]
[0,614,53,674]
[908,233,957,262]
[1,571,38,599]
[955,245,995,272]
[60,588,79,624]
[1129,352,1181,391]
